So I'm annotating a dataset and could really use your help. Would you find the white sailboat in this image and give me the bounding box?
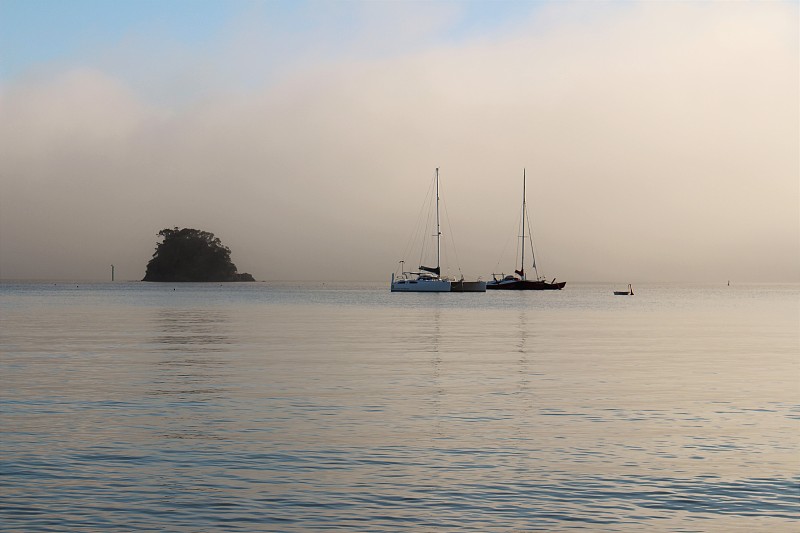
[391,168,451,292]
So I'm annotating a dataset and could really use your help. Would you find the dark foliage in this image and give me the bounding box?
[142,228,255,282]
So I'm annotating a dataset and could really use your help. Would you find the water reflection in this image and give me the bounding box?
[428,310,442,438]
[2,283,797,531]
[428,308,441,368]
[149,308,234,442]
[154,309,232,352]
[516,310,531,402]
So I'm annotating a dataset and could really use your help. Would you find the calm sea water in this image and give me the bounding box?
[1,281,797,532]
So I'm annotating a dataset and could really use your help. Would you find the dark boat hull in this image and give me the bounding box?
[487,280,566,290]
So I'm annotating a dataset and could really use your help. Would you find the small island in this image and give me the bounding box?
[142,228,255,282]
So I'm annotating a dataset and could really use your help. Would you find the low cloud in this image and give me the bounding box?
[1,2,797,281]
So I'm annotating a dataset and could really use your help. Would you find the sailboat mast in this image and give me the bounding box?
[435,167,441,274]
[521,169,526,281]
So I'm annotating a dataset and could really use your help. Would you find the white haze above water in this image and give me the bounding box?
[0,2,797,282]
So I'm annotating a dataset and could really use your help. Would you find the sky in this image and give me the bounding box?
[0,0,797,282]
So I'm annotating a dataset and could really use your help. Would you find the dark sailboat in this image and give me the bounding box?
[614,284,634,295]
[487,170,565,291]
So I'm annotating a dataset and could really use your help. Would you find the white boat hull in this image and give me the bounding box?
[450,280,487,292]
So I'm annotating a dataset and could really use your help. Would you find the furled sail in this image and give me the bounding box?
[420,265,440,276]
[515,269,524,277]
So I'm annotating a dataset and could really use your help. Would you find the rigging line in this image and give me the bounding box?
[493,207,520,274]
[526,205,539,278]
[515,201,524,272]
[418,193,431,269]
[417,174,438,270]
[401,197,423,264]
[400,174,434,269]
[440,194,464,279]
[414,180,435,264]
[525,189,541,279]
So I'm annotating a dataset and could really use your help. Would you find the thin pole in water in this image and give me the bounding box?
[111,264,115,282]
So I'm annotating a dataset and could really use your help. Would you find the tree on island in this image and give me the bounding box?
[142,228,255,282]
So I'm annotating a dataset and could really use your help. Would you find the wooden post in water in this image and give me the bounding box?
[111,264,115,282]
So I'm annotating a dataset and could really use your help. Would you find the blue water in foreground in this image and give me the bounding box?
[1,281,798,532]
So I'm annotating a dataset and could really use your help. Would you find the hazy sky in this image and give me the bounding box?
[1,0,797,282]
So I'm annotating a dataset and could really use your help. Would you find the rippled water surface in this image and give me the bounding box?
[1,281,798,531]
